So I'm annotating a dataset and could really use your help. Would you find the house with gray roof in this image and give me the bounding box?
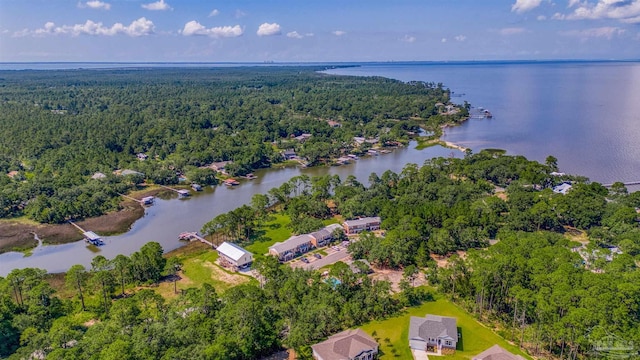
[409,314,458,355]
[269,234,314,261]
[343,217,381,235]
[312,328,378,360]
[472,345,525,360]
[310,223,344,247]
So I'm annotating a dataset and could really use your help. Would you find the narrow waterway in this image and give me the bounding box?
[0,143,460,275]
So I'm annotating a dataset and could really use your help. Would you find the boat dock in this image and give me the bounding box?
[178,232,215,248]
[158,185,191,197]
[602,181,640,188]
[119,193,154,205]
[69,221,104,246]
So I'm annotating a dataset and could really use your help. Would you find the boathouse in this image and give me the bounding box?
[83,231,103,246]
[177,189,190,197]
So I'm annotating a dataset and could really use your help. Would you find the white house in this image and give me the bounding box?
[552,182,573,195]
[216,242,253,270]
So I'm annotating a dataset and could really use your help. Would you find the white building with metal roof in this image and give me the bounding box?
[216,242,253,270]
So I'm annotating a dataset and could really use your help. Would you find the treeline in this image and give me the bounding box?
[2,152,638,359]
[0,67,457,223]
[0,246,401,359]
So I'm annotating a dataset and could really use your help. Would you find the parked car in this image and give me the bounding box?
[314,253,322,259]
[301,257,309,263]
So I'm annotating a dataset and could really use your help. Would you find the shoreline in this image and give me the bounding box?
[0,133,468,256]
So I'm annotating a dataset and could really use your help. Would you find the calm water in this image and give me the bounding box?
[3,61,639,275]
[0,144,458,275]
[326,61,640,185]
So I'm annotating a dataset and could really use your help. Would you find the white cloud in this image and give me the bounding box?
[499,27,527,35]
[21,17,154,37]
[332,30,346,36]
[512,0,543,13]
[537,15,547,20]
[401,35,416,43]
[560,26,626,39]
[141,0,171,11]
[257,23,281,36]
[454,35,467,41]
[305,33,314,37]
[552,12,566,19]
[286,31,304,39]
[78,1,111,10]
[563,0,640,23]
[441,38,447,43]
[181,21,243,38]
[235,10,247,19]
[208,9,219,17]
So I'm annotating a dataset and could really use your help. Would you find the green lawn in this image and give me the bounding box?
[172,251,256,294]
[245,214,292,256]
[361,295,531,360]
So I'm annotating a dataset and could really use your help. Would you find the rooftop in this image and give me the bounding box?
[217,242,252,262]
[344,217,381,228]
[311,328,378,360]
[269,234,314,254]
[472,345,525,360]
[409,314,458,342]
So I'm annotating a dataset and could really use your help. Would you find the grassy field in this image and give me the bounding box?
[155,248,256,298]
[245,213,292,257]
[360,294,531,360]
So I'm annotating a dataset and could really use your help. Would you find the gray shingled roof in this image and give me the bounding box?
[343,217,380,228]
[310,223,343,240]
[409,315,458,342]
[311,329,378,360]
[472,345,525,360]
[269,234,313,254]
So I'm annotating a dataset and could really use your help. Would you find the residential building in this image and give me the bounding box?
[310,223,343,247]
[552,182,573,194]
[210,161,232,173]
[343,217,381,235]
[282,149,297,160]
[136,153,148,160]
[216,242,253,270]
[269,234,314,261]
[294,133,312,142]
[409,314,458,355]
[472,345,525,360]
[312,328,378,360]
[91,172,106,180]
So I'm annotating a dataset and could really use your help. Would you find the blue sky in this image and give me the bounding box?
[1,0,639,62]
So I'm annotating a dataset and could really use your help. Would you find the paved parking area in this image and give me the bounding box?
[289,243,351,270]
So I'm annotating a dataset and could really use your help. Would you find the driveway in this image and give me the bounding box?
[411,349,429,360]
[289,246,351,270]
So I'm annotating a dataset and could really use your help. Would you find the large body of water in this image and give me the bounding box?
[2,61,639,275]
[326,61,640,185]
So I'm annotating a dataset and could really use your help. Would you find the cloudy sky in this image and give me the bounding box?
[1,0,639,62]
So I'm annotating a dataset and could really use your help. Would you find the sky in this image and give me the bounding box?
[1,0,639,62]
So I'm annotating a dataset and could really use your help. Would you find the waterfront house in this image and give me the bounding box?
[282,149,297,160]
[409,315,458,355]
[210,161,232,173]
[472,345,524,360]
[224,178,240,186]
[310,223,344,247]
[216,242,253,270]
[552,182,573,195]
[269,234,314,261]
[343,217,381,235]
[311,328,378,360]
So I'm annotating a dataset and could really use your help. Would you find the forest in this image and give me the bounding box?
[1,151,639,359]
[0,66,465,224]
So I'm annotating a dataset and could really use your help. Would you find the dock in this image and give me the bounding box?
[158,185,191,197]
[178,232,215,248]
[119,193,154,205]
[69,221,104,246]
[602,181,640,188]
